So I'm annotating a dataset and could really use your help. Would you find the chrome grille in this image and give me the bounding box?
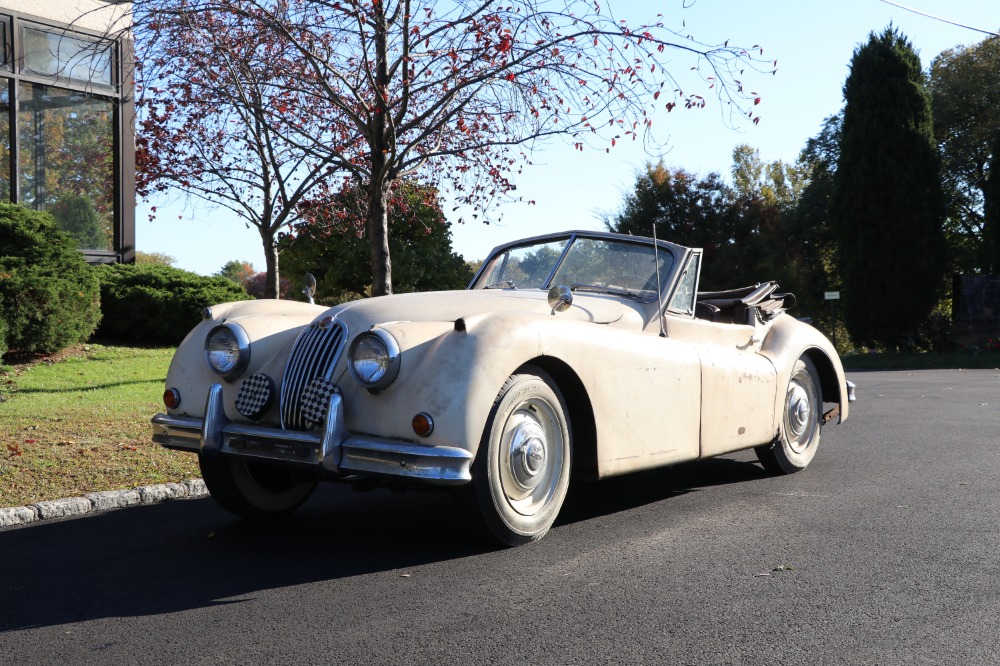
[280,319,347,430]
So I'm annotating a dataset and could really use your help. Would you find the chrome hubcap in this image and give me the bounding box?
[785,380,816,454]
[509,420,547,489]
[787,385,811,437]
[500,398,563,517]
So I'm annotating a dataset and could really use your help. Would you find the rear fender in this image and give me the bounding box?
[759,315,849,424]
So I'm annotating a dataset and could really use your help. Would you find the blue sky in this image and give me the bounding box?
[135,0,1000,274]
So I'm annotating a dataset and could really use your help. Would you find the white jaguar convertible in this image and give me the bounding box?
[153,230,854,546]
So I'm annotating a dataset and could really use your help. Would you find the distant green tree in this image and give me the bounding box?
[829,27,946,349]
[135,251,177,266]
[49,194,104,250]
[930,36,1000,273]
[785,114,843,317]
[282,181,472,302]
[606,162,733,289]
[607,160,793,296]
[215,260,256,286]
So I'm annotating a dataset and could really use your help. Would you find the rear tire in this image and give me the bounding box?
[199,455,318,519]
[756,357,822,474]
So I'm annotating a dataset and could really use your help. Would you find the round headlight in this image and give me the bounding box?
[349,329,400,390]
[205,323,250,380]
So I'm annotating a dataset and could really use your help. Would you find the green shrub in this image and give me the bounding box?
[94,263,252,345]
[0,303,7,359]
[0,202,102,354]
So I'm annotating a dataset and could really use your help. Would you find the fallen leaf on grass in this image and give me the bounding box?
[7,443,23,456]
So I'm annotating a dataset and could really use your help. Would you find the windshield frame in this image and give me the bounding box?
[469,230,692,308]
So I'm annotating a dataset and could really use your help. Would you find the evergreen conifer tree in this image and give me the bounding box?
[985,131,1000,274]
[830,27,946,348]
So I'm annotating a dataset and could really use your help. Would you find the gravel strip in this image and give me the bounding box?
[0,479,208,528]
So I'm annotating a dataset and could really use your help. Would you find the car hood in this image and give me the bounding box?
[327,288,635,327]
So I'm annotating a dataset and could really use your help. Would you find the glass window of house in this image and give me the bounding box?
[0,21,9,70]
[0,82,9,202]
[18,82,115,250]
[22,26,113,87]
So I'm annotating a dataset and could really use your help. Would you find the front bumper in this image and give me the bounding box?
[152,383,473,485]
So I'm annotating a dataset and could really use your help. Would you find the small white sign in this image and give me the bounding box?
[824,291,841,300]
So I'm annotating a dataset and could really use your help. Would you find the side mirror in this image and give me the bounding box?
[303,273,317,305]
[547,284,573,314]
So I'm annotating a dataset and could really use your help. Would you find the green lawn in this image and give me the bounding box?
[0,345,200,509]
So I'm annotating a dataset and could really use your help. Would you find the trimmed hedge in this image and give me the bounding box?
[0,303,7,358]
[0,203,102,355]
[94,263,252,345]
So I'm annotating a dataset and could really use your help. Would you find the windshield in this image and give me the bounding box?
[475,235,674,302]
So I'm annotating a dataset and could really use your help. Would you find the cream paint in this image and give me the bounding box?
[162,286,848,482]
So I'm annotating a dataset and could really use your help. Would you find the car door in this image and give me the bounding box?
[662,253,778,457]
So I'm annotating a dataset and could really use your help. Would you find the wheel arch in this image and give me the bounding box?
[802,347,841,405]
[522,355,599,482]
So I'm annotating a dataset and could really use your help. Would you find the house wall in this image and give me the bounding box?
[0,0,135,264]
[3,1,131,33]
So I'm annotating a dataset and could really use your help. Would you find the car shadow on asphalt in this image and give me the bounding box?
[0,455,767,632]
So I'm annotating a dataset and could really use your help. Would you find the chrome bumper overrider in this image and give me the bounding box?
[151,384,472,485]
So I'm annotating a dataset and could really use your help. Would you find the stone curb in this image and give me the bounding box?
[0,479,208,529]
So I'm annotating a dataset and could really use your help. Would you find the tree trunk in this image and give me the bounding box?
[262,231,280,299]
[367,0,393,297]
[368,178,392,296]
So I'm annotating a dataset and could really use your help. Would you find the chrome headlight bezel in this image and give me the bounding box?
[348,329,400,391]
[204,323,251,380]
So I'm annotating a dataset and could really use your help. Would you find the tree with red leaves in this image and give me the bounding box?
[132,0,774,296]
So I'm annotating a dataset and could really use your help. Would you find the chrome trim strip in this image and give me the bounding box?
[151,413,201,450]
[339,438,473,485]
[201,383,227,457]
[846,380,857,403]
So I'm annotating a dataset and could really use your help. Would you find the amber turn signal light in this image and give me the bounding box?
[411,412,434,437]
[163,388,181,409]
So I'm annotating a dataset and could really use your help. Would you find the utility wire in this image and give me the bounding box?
[879,0,1000,37]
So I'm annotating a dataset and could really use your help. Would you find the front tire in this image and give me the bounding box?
[756,356,822,474]
[471,366,572,546]
[199,455,318,520]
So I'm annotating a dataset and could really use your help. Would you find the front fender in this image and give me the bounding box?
[332,313,546,454]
